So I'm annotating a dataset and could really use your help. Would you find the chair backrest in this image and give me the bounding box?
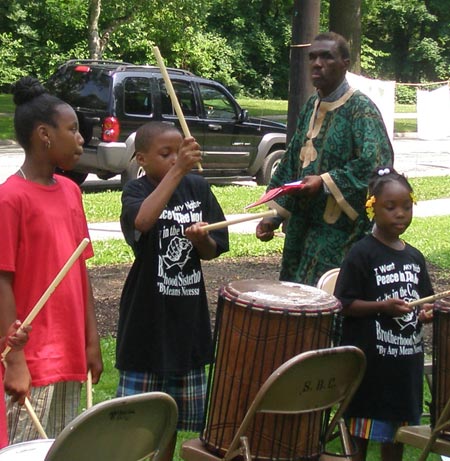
[45,392,178,461]
[317,268,340,295]
[224,346,366,460]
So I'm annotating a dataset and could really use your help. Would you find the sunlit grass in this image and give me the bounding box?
[89,233,283,268]
[404,215,450,269]
[82,177,450,223]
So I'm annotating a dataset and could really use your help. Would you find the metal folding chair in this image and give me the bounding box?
[396,395,450,461]
[0,392,178,461]
[181,346,366,461]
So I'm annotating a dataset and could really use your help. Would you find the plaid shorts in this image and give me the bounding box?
[6,381,81,444]
[346,417,418,443]
[117,368,207,432]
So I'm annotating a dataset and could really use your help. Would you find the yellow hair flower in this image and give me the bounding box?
[410,192,417,205]
[365,195,376,220]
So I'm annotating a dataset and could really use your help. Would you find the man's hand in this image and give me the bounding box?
[300,175,323,196]
[256,218,278,242]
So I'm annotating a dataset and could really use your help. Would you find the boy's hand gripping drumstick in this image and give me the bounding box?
[153,46,203,172]
[1,238,89,438]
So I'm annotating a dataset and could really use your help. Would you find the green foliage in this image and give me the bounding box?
[395,85,417,104]
[2,0,450,97]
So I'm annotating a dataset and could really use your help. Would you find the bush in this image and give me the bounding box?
[396,85,416,105]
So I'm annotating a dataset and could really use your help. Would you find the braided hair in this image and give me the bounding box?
[12,76,67,150]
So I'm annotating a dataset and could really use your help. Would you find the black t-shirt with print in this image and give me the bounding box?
[116,174,229,374]
[335,235,433,422]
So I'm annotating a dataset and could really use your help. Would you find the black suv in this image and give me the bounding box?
[46,60,287,185]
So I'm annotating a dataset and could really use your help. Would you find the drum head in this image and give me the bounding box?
[0,440,54,460]
[222,279,340,314]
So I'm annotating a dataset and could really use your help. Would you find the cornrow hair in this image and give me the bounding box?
[368,166,413,198]
[11,76,67,150]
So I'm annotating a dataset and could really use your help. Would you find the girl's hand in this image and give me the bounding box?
[381,298,411,317]
[419,303,434,323]
[1,320,31,352]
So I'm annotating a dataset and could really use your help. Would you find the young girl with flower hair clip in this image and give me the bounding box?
[334,166,433,461]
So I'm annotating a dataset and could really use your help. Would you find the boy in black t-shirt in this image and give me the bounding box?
[116,122,229,460]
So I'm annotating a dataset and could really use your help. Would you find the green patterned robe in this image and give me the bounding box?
[269,88,393,286]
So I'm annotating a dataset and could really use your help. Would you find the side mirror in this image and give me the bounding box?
[238,109,249,122]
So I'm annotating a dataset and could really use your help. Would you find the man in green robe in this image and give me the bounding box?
[256,32,394,286]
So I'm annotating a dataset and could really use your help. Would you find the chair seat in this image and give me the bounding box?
[396,425,450,457]
[180,438,222,461]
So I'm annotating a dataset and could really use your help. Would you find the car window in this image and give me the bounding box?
[198,84,237,120]
[47,67,110,110]
[159,80,197,116]
[123,77,153,115]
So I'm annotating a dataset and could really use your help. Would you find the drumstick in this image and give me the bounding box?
[24,397,48,439]
[408,289,450,308]
[153,46,203,172]
[201,209,277,232]
[86,369,93,409]
[1,238,90,360]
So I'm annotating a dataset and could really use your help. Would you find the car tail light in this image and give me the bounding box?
[102,116,120,142]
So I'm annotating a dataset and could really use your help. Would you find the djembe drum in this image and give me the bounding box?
[432,296,450,431]
[0,440,53,460]
[202,279,341,461]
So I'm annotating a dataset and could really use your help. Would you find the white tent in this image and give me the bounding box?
[346,71,396,141]
[417,84,450,140]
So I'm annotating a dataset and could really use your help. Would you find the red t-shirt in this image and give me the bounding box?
[0,375,7,448]
[0,175,94,386]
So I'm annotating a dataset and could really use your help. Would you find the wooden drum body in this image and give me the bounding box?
[202,279,341,461]
[432,297,450,431]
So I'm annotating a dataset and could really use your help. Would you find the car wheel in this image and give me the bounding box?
[255,149,285,185]
[121,157,145,187]
[55,168,88,185]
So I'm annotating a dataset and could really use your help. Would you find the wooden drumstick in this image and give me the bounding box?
[87,369,93,409]
[153,46,203,172]
[408,289,450,308]
[201,209,277,232]
[24,397,48,439]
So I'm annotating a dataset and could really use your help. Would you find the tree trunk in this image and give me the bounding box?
[287,0,320,143]
[88,0,102,59]
[329,0,361,73]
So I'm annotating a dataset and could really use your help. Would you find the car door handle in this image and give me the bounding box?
[208,124,222,131]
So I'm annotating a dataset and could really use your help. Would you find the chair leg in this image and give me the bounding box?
[240,436,251,461]
[338,419,354,457]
